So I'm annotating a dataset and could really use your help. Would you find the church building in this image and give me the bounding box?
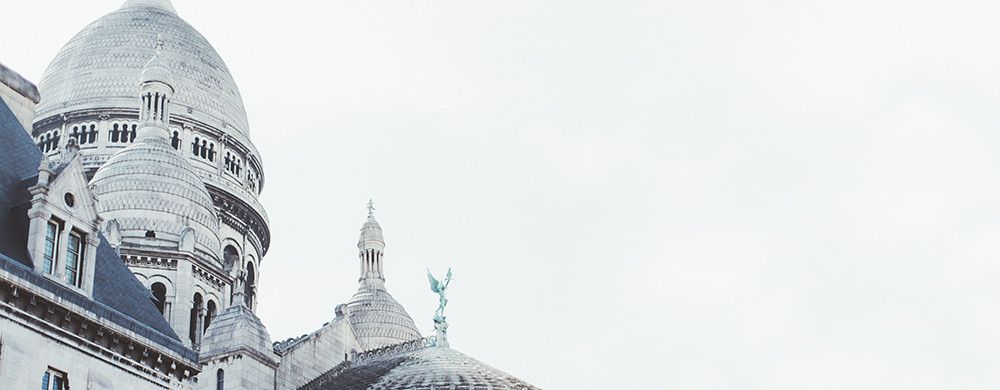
[0,0,538,389]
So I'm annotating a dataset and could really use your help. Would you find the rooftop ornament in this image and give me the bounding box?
[427,268,453,347]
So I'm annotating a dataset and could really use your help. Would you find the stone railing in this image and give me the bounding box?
[351,336,436,364]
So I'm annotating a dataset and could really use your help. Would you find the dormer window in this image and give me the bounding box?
[65,231,84,287]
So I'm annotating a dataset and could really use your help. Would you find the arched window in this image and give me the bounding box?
[208,143,216,161]
[223,245,239,270]
[88,124,97,144]
[193,137,201,155]
[245,262,256,308]
[205,300,217,334]
[151,282,167,314]
[216,368,225,390]
[129,124,137,142]
[200,141,208,158]
[111,124,120,142]
[189,293,203,344]
[171,131,181,150]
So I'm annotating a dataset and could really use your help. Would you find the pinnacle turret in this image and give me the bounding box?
[358,199,386,284]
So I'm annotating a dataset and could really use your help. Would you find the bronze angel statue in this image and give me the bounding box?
[427,268,452,323]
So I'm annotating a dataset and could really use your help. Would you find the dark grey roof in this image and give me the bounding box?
[0,96,194,361]
[302,340,541,390]
[0,62,40,103]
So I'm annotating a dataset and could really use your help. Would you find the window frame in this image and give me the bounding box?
[64,230,84,287]
[42,367,68,390]
[42,220,60,275]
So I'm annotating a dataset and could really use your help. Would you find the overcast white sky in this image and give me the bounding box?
[4,0,999,388]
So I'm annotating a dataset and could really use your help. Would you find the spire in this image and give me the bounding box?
[136,34,174,141]
[358,200,386,285]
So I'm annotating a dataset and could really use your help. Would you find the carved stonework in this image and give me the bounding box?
[122,255,178,271]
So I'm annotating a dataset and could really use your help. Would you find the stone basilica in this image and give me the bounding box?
[0,0,538,389]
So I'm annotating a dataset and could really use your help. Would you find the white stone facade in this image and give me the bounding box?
[0,1,538,389]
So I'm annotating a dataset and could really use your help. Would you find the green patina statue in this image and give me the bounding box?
[427,268,453,347]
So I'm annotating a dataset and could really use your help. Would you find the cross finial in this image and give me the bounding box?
[367,198,375,217]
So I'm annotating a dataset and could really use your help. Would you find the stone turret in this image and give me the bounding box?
[344,201,422,350]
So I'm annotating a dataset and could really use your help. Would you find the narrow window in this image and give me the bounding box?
[43,221,58,274]
[171,131,181,150]
[245,262,256,308]
[216,368,225,390]
[151,282,167,314]
[190,293,203,344]
[205,300,217,334]
[64,231,83,287]
[129,125,137,142]
[111,124,120,142]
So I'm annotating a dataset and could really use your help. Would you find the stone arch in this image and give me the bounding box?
[205,299,218,334]
[222,243,240,270]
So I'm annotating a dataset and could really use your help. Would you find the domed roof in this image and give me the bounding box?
[90,134,221,260]
[359,214,384,247]
[302,341,540,390]
[345,286,422,350]
[34,0,250,135]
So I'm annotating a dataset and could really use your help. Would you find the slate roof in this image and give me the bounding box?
[0,95,195,361]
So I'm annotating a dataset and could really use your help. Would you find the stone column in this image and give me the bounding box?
[82,234,101,295]
[194,307,206,351]
[53,223,73,280]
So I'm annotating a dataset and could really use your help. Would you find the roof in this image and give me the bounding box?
[0,62,40,103]
[90,133,222,261]
[345,285,422,350]
[200,302,278,365]
[0,96,195,361]
[35,1,250,135]
[301,339,541,390]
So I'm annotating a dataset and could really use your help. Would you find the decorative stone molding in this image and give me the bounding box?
[192,263,225,291]
[0,276,199,383]
[122,254,178,271]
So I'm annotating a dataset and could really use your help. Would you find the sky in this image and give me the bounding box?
[1,0,997,388]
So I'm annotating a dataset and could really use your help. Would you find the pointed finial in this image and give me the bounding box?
[367,198,375,217]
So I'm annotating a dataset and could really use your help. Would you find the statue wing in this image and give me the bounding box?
[427,269,442,293]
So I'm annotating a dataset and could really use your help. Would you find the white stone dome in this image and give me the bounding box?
[345,287,422,350]
[35,1,250,136]
[90,135,222,261]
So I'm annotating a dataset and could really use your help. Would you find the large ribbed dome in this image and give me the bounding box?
[90,136,222,260]
[34,1,250,135]
[302,342,540,390]
[345,287,422,350]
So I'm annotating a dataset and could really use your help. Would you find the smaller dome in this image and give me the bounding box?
[345,287,421,350]
[139,57,172,87]
[139,34,173,86]
[90,135,221,261]
[358,200,384,250]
